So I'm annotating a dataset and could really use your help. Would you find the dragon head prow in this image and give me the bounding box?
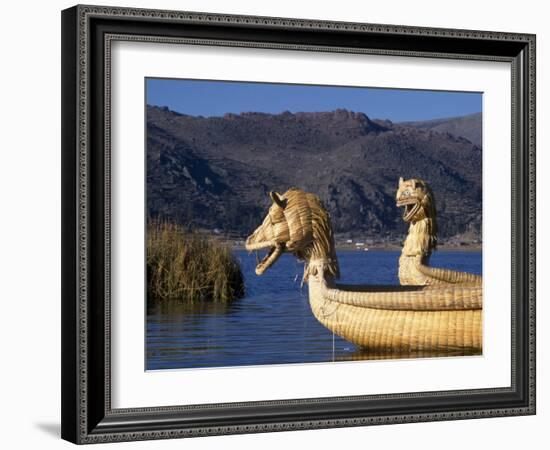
[396,177,438,255]
[396,177,437,224]
[245,188,339,279]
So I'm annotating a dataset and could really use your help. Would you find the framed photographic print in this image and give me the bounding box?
[61,4,536,444]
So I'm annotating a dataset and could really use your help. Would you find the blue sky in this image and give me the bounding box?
[146,78,482,122]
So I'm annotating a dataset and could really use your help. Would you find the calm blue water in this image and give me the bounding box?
[146,250,482,370]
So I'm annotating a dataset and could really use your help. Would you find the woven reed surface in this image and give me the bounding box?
[282,190,314,251]
[310,282,482,352]
[323,282,482,311]
[398,256,483,286]
[417,264,482,284]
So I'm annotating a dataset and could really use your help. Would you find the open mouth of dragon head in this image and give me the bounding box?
[245,237,286,275]
[397,197,421,222]
[245,191,289,275]
[396,177,423,223]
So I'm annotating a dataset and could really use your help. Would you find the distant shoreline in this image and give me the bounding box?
[196,230,482,252]
[230,243,482,252]
[333,245,482,252]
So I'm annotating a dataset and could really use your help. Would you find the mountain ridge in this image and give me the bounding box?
[147,106,482,242]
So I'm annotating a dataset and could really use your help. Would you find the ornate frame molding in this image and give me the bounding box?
[62,5,536,444]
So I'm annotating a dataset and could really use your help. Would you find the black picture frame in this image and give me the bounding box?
[61,4,536,444]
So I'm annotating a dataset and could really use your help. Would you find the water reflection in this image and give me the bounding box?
[147,301,232,317]
[335,348,482,362]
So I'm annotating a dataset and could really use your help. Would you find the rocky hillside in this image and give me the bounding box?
[147,106,482,242]
[400,112,482,147]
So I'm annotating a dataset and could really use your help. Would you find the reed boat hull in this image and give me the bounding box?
[308,281,482,353]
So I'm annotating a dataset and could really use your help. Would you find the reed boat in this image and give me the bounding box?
[396,177,482,286]
[245,187,482,354]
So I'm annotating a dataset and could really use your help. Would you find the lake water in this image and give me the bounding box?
[146,250,482,370]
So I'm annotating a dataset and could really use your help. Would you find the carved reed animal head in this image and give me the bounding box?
[396,177,438,252]
[245,188,339,278]
[396,178,437,223]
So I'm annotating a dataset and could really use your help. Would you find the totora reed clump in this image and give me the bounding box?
[147,221,245,304]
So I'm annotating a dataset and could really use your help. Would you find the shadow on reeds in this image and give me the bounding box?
[147,221,245,305]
